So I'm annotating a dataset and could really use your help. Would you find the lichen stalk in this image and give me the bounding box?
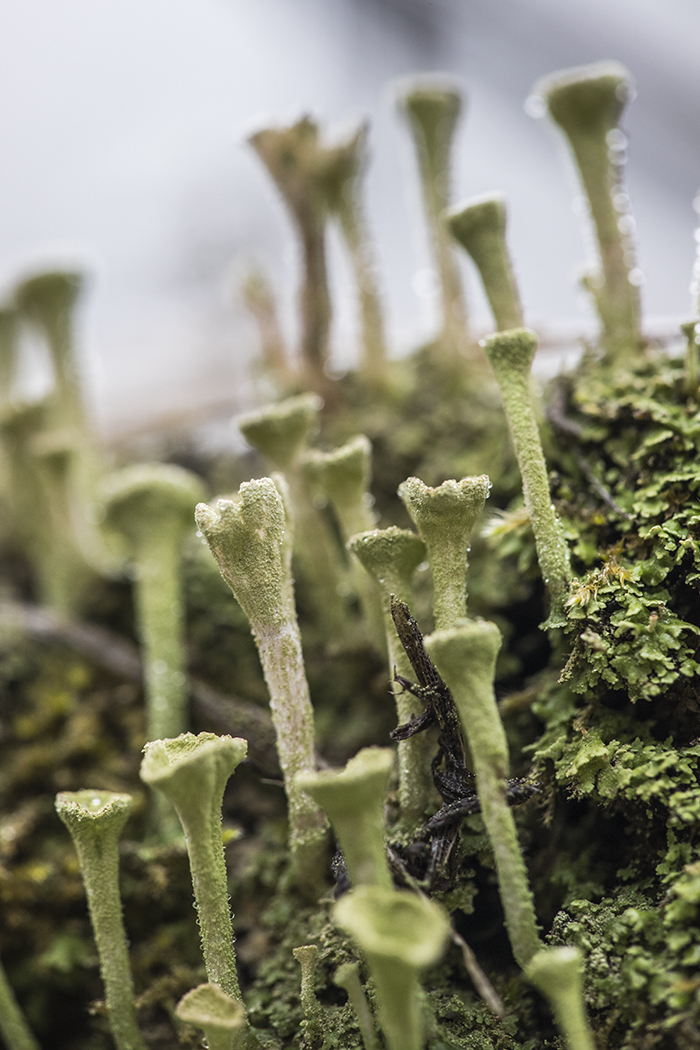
[0,956,40,1050]
[101,464,205,744]
[292,945,323,1045]
[533,62,640,360]
[398,475,490,631]
[238,395,349,638]
[0,308,17,409]
[334,962,380,1050]
[425,622,541,969]
[240,268,294,389]
[448,194,524,332]
[302,436,383,646]
[140,733,247,1002]
[398,78,468,361]
[195,480,328,880]
[13,270,86,433]
[334,886,450,1050]
[347,528,430,826]
[55,791,146,1050]
[322,123,388,384]
[526,947,595,1050]
[681,320,700,400]
[30,430,95,614]
[249,119,331,392]
[481,328,571,622]
[297,747,394,890]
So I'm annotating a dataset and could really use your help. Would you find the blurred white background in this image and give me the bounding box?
[1,0,698,438]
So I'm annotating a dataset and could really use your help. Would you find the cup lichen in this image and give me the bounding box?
[194,479,328,883]
[448,194,524,332]
[334,885,450,1050]
[297,746,394,891]
[55,790,146,1050]
[398,474,490,631]
[140,732,247,1002]
[100,462,206,744]
[481,327,571,622]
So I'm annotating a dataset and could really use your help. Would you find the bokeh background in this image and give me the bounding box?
[1,0,698,439]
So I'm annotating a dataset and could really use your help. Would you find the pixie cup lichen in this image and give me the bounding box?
[297,747,394,890]
[175,983,248,1050]
[425,621,541,969]
[334,961,380,1050]
[248,118,331,392]
[140,733,247,1002]
[398,475,490,631]
[526,946,595,1050]
[302,435,383,645]
[55,791,146,1050]
[481,328,571,622]
[533,61,640,360]
[238,395,348,636]
[397,77,468,360]
[292,944,323,1045]
[13,269,86,434]
[347,527,429,825]
[448,194,524,332]
[335,886,450,1050]
[194,479,328,882]
[100,463,205,744]
[322,123,388,385]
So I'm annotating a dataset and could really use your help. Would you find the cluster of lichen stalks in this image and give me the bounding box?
[0,57,698,1050]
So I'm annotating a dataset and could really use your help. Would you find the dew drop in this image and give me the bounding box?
[628,268,645,287]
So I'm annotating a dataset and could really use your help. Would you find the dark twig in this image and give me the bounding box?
[0,600,279,774]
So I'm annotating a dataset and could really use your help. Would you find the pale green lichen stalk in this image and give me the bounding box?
[425,622,541,969]
[13,269,112,578]
[13,270,85,433]
[0,957,40,1050]
[302,435,376,541]
[335,886,450,1050]
[348,527,430,826]
[398,475,490,631]
[240,267,294,389]
[681,320,700,400]
[55,791,146,1050]
[100,463,205,744]
[292,945,323,1046]
[448,194,524,332]
[248,119,331,392]
[526,947,595,1050]
[322,122,388,384]
[175,983,248,1050]
[481,328,571,622]
[194,479,328,881]
[297,747,394,890]
[0,307,16,408]
[334,962,380,1050]
[238,393,321,471]
[140,733,247,1003]
[238,395,348,638]
[397,77,468,361]
[533,62,641,361]
[302,435,383,646]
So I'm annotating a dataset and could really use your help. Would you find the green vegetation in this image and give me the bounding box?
[0,57,698,1050]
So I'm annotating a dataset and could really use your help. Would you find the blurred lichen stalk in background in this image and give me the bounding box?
[0,55,699,1050]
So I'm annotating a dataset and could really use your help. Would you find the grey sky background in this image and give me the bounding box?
[1,0,698,437]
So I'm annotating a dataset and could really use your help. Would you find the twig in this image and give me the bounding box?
[0,600,279,774]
